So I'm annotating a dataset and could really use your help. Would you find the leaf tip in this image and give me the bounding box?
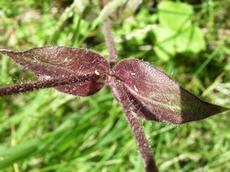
[218,105,230,113]
[0,49,17,58]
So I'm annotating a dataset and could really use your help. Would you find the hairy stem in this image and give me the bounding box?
[101,0,117,66]
[100,1,158,171]
[124,110,158,172]
[102,18,117,66]
[0,74,99,96]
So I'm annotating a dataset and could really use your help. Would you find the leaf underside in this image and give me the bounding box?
[0,46,109,96]
[112,59,228,124]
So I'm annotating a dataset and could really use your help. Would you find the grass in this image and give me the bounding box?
[0,0,229,171]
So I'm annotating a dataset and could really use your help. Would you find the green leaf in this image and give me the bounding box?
[158,1,193,30]
[153,25,206,59]
[153,26,176,61]
[175,25,206,53]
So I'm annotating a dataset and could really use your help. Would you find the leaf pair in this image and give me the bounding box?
[0,46,228,124]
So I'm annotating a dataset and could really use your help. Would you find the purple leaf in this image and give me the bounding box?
[112,59,228,124]
[0,46,109,96]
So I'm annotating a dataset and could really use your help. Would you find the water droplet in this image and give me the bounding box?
[131,72,136,76]
[134,85,138,92]
[39,75,51,81]
[64,57,68,63]
[32,56,39,63]
[95,70,100,75]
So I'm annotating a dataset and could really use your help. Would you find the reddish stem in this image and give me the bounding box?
[0,74,99,96]
[124,110,158,172]
[102,18,117,67]
[101,4,158,171]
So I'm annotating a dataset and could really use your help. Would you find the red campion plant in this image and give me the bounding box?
[0,11,228,172]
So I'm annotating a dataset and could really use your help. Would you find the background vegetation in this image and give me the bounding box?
[0,0,229,171]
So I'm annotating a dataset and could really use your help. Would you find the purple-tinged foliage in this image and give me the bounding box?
[112,59,227,124]
[0,48,227,122]
[0,18,228,172]
[0,46,109,96]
